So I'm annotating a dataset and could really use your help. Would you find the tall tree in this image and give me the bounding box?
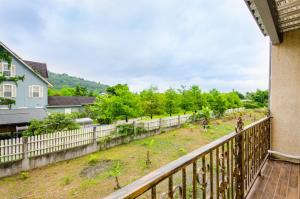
[225,91,242,109]
[164,88,180,116]
[140,87,162,119]
[208,89,228,117]
[178,86,194,114]
[90,84,141,123]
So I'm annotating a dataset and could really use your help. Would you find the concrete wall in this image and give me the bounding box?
[0,57,48,109]
[47,106,82,114]
[270,29,300,156]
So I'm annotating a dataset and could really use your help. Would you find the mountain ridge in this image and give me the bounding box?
[48,71,109,93]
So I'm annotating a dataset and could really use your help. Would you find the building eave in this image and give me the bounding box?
[245,0,300,45]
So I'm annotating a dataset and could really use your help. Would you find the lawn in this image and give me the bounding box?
[0,110,265,199]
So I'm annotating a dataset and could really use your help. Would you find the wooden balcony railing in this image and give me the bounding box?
[105,117,271,199]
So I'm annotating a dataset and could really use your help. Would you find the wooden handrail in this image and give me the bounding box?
[105,116,271,199]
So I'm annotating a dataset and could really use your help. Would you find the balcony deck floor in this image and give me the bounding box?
[247,159,300,199]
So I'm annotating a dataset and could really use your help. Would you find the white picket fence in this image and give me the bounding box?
[27,127,95,158]
[0,114,193,164]
[0,138,23,163]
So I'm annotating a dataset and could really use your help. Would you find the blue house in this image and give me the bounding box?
[0,42,52,132]
[0,42,95,134]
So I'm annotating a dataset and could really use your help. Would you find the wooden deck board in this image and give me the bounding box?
[247,159,300,199]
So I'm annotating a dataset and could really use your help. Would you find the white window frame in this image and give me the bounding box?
[0,62,16,77]
[65,108,72,114]
[29,85,43,98]
[1,84,17,98]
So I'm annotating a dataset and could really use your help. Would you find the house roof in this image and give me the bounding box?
[0,108,47,125]
[245,0,300,44]
[0,41,52,86]
[48,96,96,107]
[23,60,49,79]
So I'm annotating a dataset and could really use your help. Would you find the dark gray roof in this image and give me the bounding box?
[23,60,49,79]
[48,96,96,107]
[0,108,47,125]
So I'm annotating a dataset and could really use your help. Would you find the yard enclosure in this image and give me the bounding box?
[0,109,265,199]
[0,114,192,177]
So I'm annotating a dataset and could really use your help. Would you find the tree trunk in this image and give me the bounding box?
[114,176,121,190]
[146,151,151,165]
[125,115,128,122]
[150,114,153,119]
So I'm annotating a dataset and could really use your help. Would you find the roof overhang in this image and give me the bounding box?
[245,0,300,45]
[0,108,47,125]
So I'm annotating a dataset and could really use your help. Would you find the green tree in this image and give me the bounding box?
[208,89,228,117]
[246,89,269,107]
[140,87,162,119]
[109,161,122,190]
[225,91,242,109]
[164,88,180,116]
[90,84,142,123]
[74,85,88,96]
[178,86,194,114]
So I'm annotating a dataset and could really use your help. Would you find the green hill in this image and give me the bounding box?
[48,71,109,93]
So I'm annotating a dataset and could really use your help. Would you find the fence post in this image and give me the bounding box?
[22,137,30,170]
[133,121,137,135]
[177,115,181,127]
[159,118,162,131]
[235,117,244,199]
[93,126,97,144]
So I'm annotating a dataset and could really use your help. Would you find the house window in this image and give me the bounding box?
[1,84,16,98]
[29,85,43,98]
[0,63,16,77]
[3,64,11,77]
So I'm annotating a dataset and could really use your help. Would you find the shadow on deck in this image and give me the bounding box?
[247,159,299,199]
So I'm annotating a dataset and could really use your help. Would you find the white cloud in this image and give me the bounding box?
[0,0,270,92]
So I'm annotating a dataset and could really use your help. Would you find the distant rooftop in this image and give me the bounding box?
[48,96,96,107]
[0,108,47,125]
[23,60,48,79]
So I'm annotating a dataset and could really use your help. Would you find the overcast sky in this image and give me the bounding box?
[0,0,270,92]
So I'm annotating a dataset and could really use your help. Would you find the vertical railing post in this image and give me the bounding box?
[177,115,181,127]
[235,117,244,199]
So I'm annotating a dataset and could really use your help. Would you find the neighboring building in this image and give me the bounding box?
[47,96,95,114]
[0,42,96,133]
[0,42,51,110]
[0,42,52,133]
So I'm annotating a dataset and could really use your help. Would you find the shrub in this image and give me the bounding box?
[62,176,72,185]
[116,124,134,137]
[23,113,80,136]
[96,116,112,125]
[136,126,146,134]
[20,171,29,180]
[243,101,261,109]
[88,155,99,165]
[178,148,187,155]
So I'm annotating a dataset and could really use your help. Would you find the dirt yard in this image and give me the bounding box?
[0,110,265,199]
